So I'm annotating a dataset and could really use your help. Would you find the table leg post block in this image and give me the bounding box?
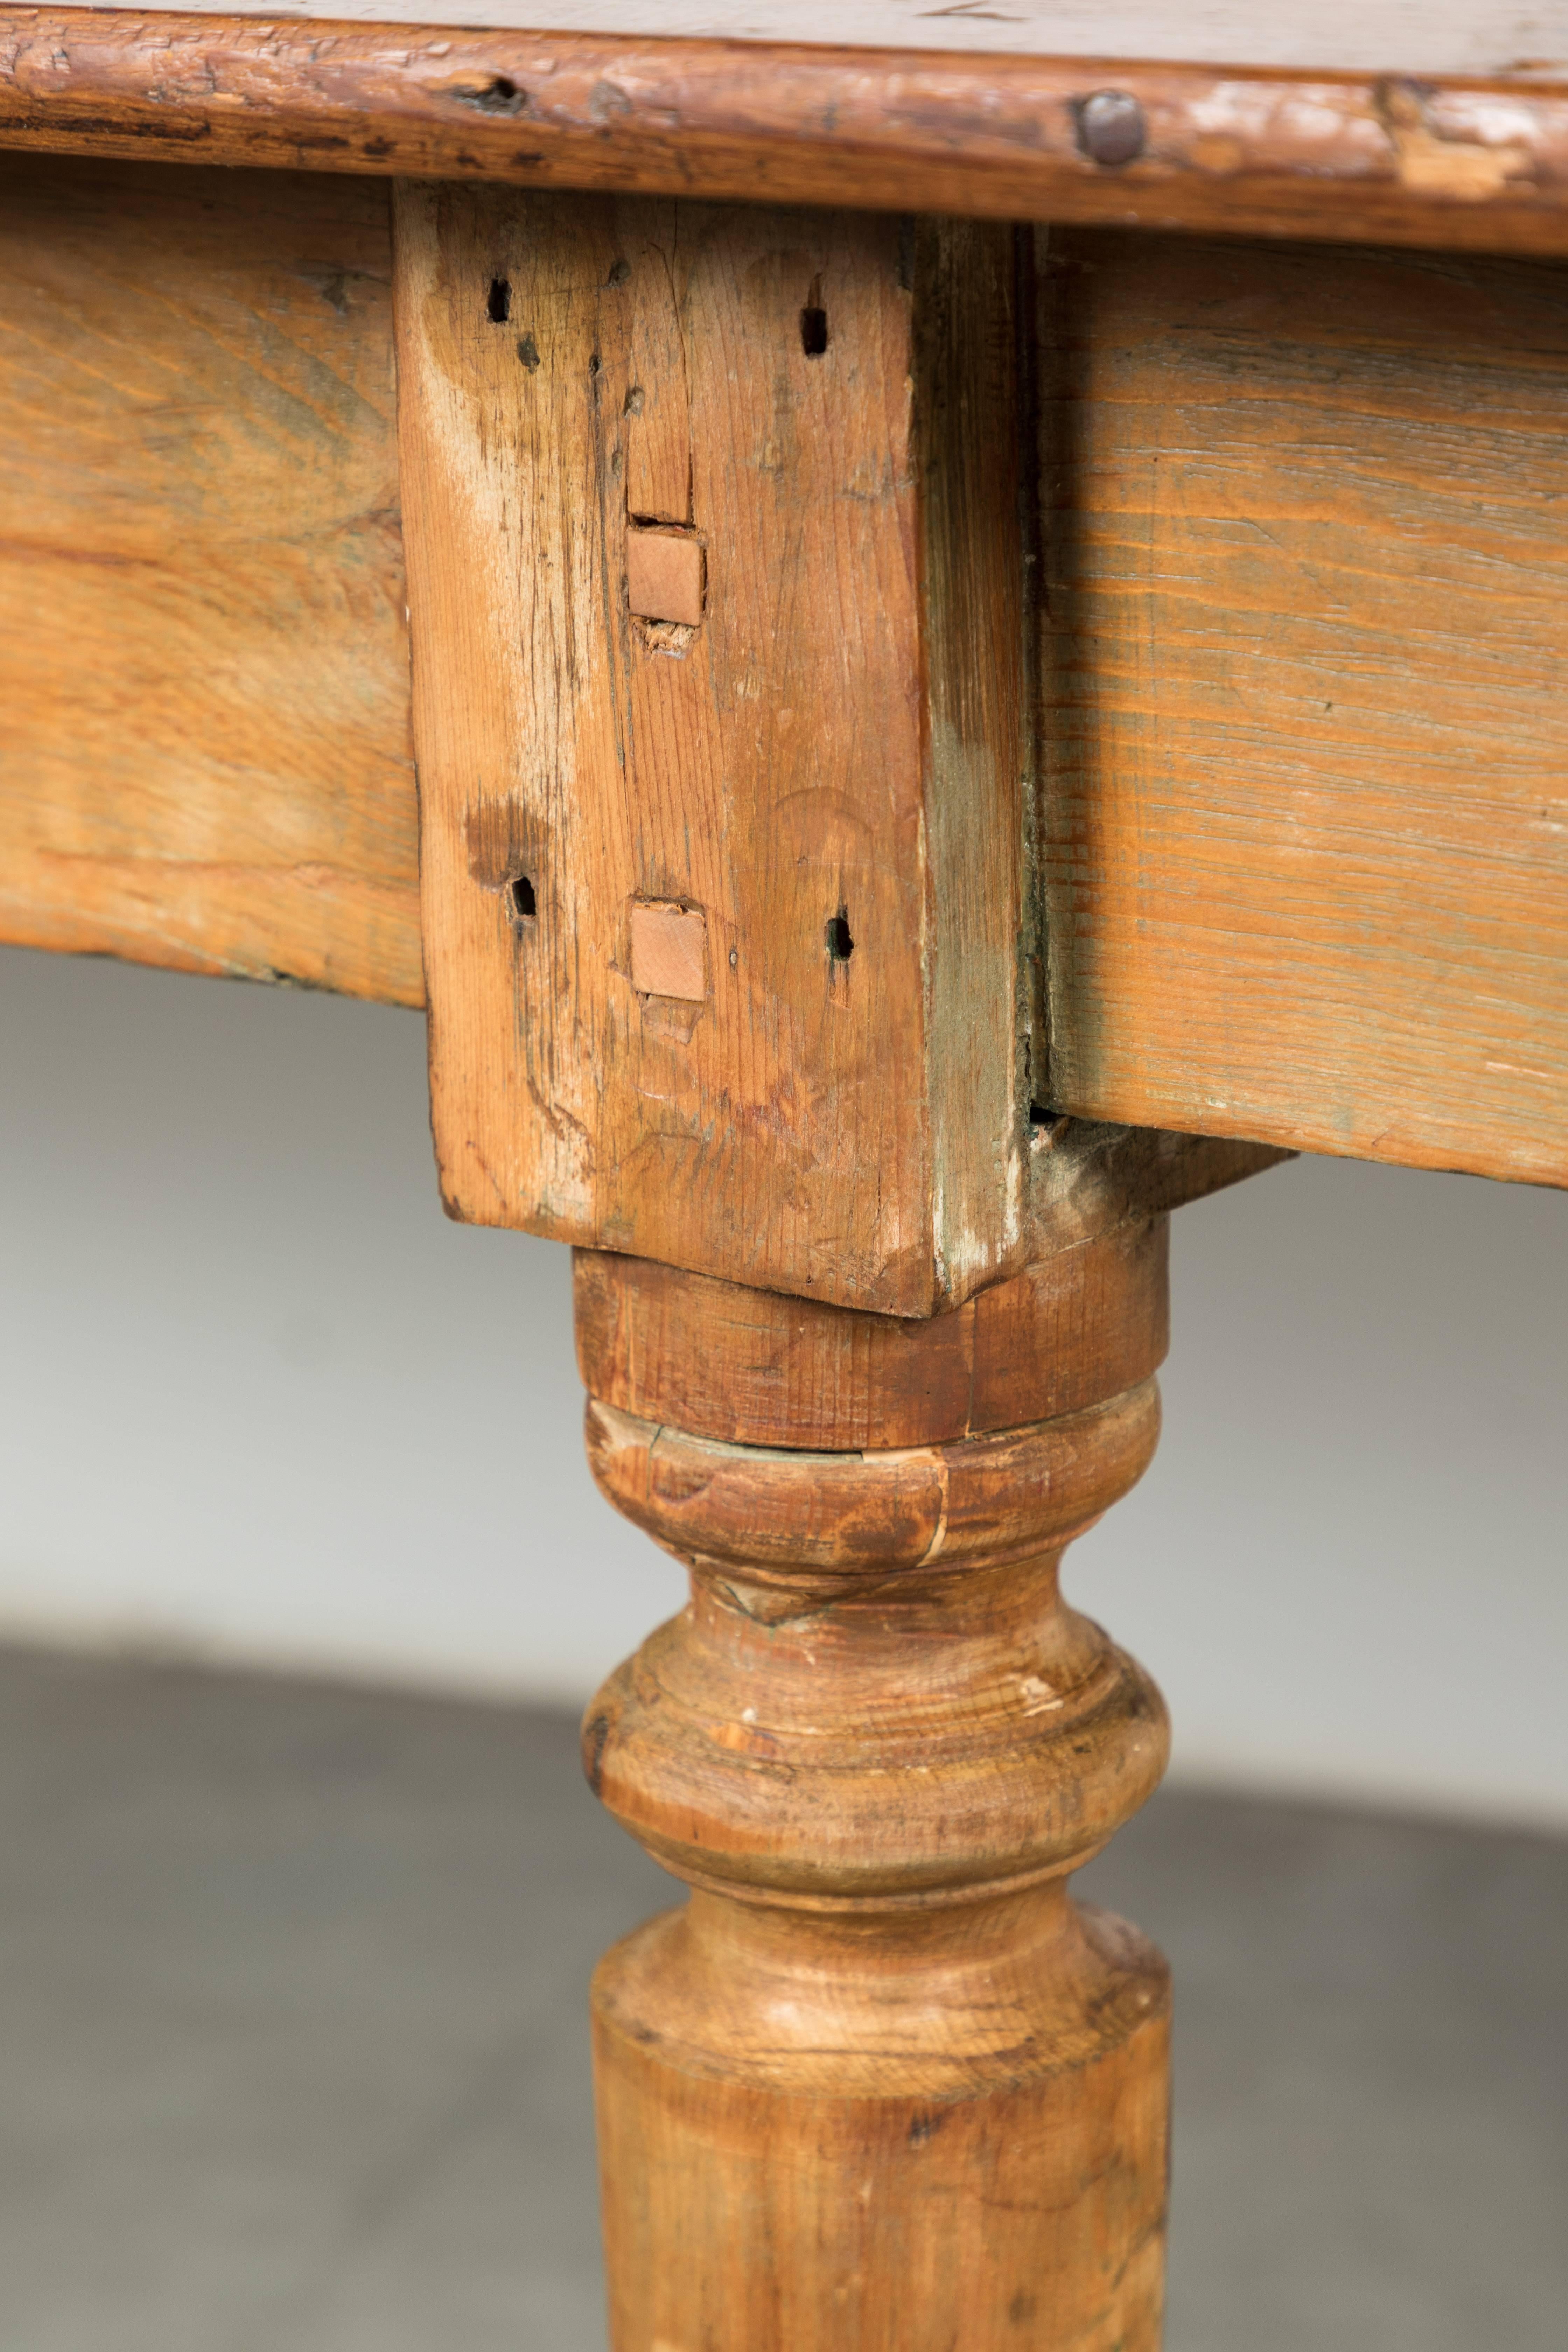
[574,1238,1175,2351]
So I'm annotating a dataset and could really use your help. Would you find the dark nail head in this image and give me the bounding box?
[1076,89,1146,168]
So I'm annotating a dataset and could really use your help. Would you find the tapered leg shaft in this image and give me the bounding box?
[573,1227,1175,2351]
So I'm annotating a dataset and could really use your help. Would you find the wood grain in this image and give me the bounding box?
[579,1248,1171,2349]
[1040,231,1568,1189]
[587,1381,1161,1597]
[398,189,1035,1315]
[0,155,422,1000]
[8,10,1568,259]
[572,1127,1288,1448]
[574,1220,1170,1450]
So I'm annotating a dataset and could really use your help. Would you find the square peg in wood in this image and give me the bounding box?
[630,901,708,1000]
[626,527,705,626]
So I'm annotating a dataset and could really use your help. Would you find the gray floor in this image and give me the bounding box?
[0,1648,1563,2352]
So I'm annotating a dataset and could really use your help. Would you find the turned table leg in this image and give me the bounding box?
[393,170,1283,2349]
[572,1233,1173,2351]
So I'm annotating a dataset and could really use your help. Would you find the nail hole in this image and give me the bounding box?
[453,75,527,115]
[517,331,541,369]
[826,908,854,961]
[607,257,631,286]
[506,874,537,923]
[800,304,829,358]
[487,277,511,323]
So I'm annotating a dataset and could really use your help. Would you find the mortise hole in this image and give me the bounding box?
[800,304,829,358]
[506,873,537,923]
[826,907,854,962]
[487,277,511,324]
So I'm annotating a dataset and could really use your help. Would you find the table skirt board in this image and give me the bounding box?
[2,153,1564,1198]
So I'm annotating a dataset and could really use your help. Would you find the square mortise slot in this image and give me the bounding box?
[630,901,707,1000]
[626,527,705,627]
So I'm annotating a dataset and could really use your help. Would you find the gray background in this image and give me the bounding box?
[2,940,1566,1824]
[5,1651,1563,2352]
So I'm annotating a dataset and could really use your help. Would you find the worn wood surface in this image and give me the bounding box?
[0,156,421,1000]
[1040,231,1568,1189]
[16,0,1563,76]
[10,164,1553,1204]
[399,188,1035,1316]
[579,1250,1171,2350]
[574,1119,1287,1440]
[9,10,1568,258]
[574,1222,1170,1450]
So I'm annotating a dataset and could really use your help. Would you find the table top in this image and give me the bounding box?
[50,0,1568,80]
[7,0,1568,257]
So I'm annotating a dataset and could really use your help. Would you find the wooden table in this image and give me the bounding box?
[4,5,1565,2343]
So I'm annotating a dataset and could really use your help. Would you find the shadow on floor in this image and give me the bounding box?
[0,1644,1563,2352]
